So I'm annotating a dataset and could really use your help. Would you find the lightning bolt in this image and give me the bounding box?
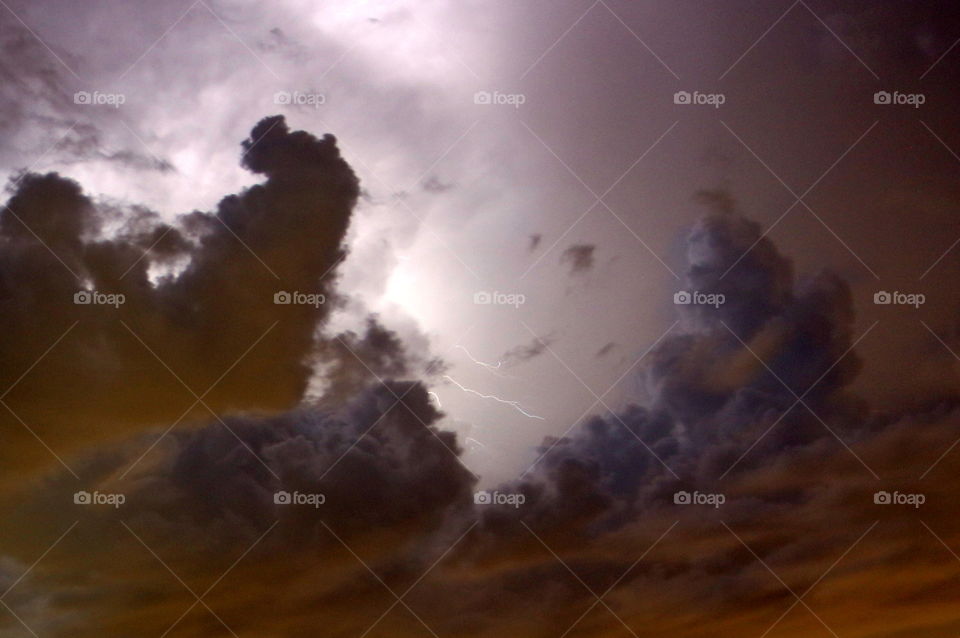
[442,375,545,420]
[427,391,442,408]
[455,345,515,378]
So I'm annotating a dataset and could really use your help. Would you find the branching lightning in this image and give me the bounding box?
[442,375,545,420]
[455,345,515,378]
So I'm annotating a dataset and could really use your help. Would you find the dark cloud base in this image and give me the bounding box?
[2,123,960,637]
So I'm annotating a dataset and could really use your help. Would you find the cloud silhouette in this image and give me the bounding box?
[0,115,358,482]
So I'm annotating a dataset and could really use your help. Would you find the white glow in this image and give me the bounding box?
[382,258,434,327]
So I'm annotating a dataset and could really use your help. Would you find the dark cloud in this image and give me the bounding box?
[0,382,476,637]
[463,200,874,552]
[0,0,951,632]
[3,110,960,635]
[499,334,557,367]
[683,191,795,338]
[318,315,430,402]
[560,243,595,274]
[0,115,358,482]
[4,200,960,637]
[121,381,472,547]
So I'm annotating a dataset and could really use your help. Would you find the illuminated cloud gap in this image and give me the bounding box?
[441,375,545,420]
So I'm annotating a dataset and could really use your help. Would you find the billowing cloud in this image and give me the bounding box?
[4,181,960,637]
[0,115,358,482]
[0,381,476,637]
[504,201,864,515]
[318,315,444,403]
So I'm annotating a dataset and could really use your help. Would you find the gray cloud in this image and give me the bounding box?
[0,19,176,176]
[499,334,557,367]
[421,175,454,193]
[560,243,595,274]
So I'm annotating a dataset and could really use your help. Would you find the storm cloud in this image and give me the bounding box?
[3,174,959,636]
[0,115,358,482]
[4,0,960,636]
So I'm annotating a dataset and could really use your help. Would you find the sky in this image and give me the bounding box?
[1,0,960,636]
